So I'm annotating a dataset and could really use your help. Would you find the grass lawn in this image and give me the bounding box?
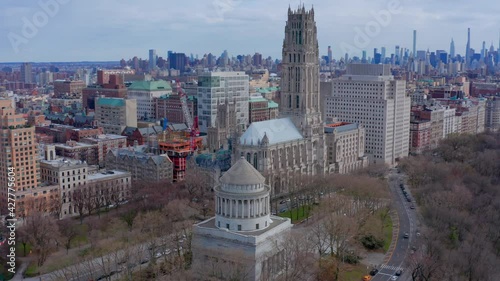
[70,223,89,248]
[341,263,369,281]
[24,262,39,277]
[16,242,32,257]
[279,205,313,223]
[382,214,393,252]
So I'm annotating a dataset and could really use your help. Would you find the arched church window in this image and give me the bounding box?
[246,153,251,163]
[296,95,300,109]
[253,153,258,169]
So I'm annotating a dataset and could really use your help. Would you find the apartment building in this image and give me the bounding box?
[197,72,249,133]
[127,80,172,120]
[0,99,40,215]
[95,97,137,135]
[324,122,368,173]
[324,64,411,165]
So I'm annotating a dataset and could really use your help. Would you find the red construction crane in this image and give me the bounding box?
[176,80,199,153]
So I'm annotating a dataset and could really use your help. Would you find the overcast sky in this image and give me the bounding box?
[1,0,499,62]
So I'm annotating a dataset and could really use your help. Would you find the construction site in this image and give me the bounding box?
[155,81,204,182]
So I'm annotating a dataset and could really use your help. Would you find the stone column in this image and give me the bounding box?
[235,200,238,218]
[229,199,232,218]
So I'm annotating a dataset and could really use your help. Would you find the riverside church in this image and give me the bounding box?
[192,6,328,281]
[235,5,334,196]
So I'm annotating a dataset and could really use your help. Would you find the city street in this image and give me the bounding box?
[372,169,419,281]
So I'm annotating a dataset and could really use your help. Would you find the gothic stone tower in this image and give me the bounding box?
[279,5,327,174]
[280,5,323,137]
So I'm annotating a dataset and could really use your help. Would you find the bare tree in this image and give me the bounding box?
[72,188,86,224]
[24,212,61,266]
[57,219,80,254]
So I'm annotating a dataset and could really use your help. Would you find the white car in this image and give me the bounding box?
[391,276,398,280]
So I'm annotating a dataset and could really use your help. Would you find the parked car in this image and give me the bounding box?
[410,204,415,209]
[369,268,379,276]
[391,276,398,280]
[403,232,409,239]
[406,197,412,202]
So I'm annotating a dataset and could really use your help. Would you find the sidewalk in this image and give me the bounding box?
[383,210,400,264]
[11,257,31,281]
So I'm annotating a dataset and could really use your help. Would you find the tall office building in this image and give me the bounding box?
[0,99,39,216]
[413,30,417,58]
[328,45,333,64]
[168,52,187,72]
[149,49,157,71]
[324,64,410,165]
[450,38,455,58]
[20,62,33,84]
[465,28,471,68]
[381,47,386,61]
[198,72,249,133]
[395,45,400,64]
[481,41,486,61]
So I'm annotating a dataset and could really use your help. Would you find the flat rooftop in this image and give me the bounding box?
[82,134,126,142]
[87,170,130,181]
[54,142,95,149]
[40,158,87,167]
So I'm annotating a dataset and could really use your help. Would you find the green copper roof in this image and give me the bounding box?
[96,98,125,107]
[128,80,172,91]
[268,101,279,108]
[249,97,267,103]
[255,86,280,94]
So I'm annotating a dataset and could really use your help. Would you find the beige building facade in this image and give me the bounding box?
[95,97,137,135]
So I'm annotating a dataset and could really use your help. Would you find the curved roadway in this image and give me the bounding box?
[371,168,418,281]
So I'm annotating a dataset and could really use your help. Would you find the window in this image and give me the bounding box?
[256,224,260,230]
[226,224,230,229]
[296,95,300,109]
[238,225,241,231]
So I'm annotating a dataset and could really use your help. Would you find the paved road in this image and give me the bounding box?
[372,169,418,281]
[21,235,185,281]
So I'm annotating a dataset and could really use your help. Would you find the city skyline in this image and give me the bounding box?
[1,0,500,62]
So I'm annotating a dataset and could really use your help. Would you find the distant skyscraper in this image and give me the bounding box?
[149,49,157,71]
[450,38,455,58]
[362,50,367,63]
[20,62,32,84]
[481,41,486,61]
[168,52,187,72]
[381,47,386,60]
[465,28,471,68]
[413,30,417,58]
[328,46,332,64]
[395,45,400,64]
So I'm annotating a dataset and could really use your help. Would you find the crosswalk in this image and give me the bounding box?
[380,264,404,271]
